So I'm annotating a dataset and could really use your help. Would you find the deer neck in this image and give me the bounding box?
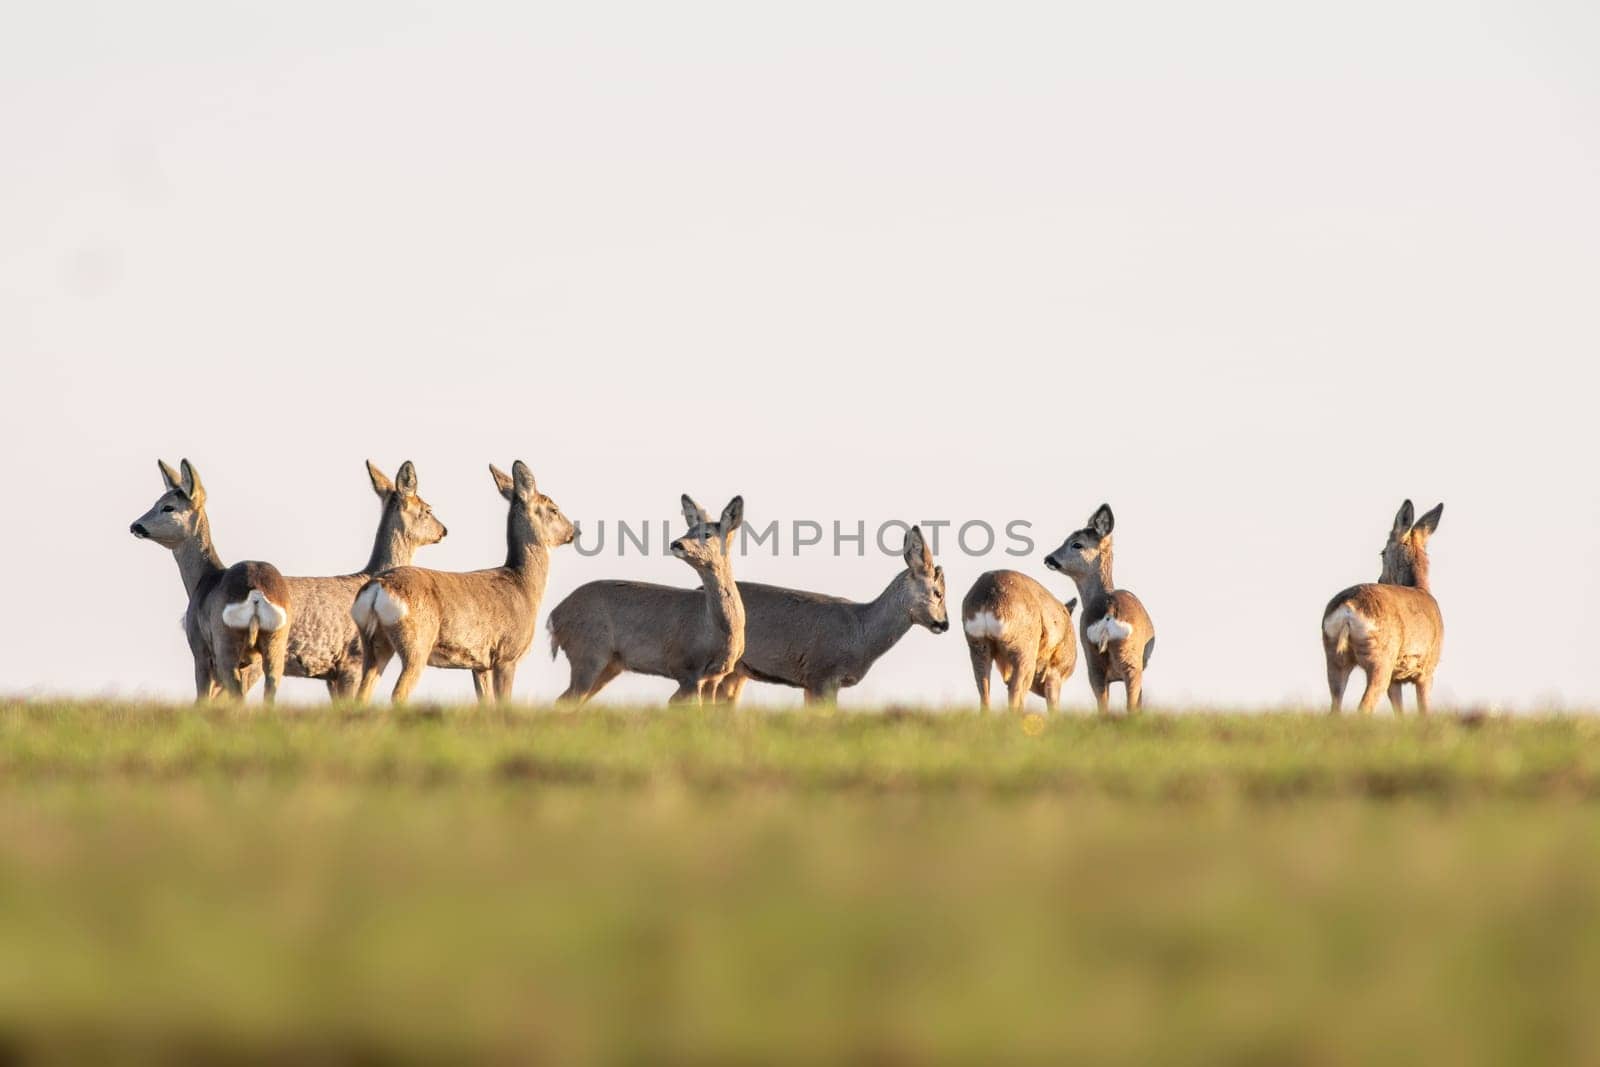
[856,571,916,668]
[1071,544,1116,604]
[504,511,550,591]
[697,560,744,641]
[1378,545,1430,592]
[174,514,226,599]
[361,500,415,575]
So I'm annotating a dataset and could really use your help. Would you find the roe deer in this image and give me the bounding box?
[548,494,745,705]
[1043,504,1155,713]
[1322,500,1444,714]
[962,571,1078,711]
[351,461,575,704]
[278,460,446,699]
[713,525,949,705]
[130,459,293,701]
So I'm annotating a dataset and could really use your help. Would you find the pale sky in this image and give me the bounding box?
[3,1,1597,707]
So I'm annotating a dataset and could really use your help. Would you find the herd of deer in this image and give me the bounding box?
[130,458,1446,714]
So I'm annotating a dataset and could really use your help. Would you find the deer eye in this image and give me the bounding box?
[161,505,175,513]
[1070,541,1083,550]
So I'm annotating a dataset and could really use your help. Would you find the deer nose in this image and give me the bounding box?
[1043,556,1060,571]
[931,620,949,634]
[130,523,148,539]
[439,525,449,538]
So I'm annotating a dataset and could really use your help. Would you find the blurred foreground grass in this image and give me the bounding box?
[2,701,1599,1063]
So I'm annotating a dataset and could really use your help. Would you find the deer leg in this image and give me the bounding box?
[1387,682,1405,715]
[718,673,748,705]
[194,657,218,702]
[967,641,993,710]
[389,625,432,705]
[1042,671,1062,713]
[1414,676,1433,716]
[1356,663,1393,714]
[668,679,701,704]
[260,630,287,706]
[472,670,493,702]
[492,664,517,703]
[1325,654,1353,714]
[355,628,394,704]
[1124,666,1143,713]
[1005,649,1037,712]
[1086,656,1110,715]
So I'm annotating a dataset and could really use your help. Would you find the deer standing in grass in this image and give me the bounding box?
[1043,504,1155,713]
[962,571,1078,711]
[713,526,949,705]
[130,459,293,701]
[278,460,447,699]
[1322,500,1444,714]
[351,461,576,704]
[548,495,745,705]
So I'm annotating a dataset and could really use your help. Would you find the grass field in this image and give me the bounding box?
[3,701,1600,1064]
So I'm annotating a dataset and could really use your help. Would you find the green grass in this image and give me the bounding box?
[2,702,1600,1064]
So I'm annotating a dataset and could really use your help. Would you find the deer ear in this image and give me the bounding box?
[1413,503,1443,537]
[395,461,419,497]
[1393,500,1415,536]
[511,461,537,500]
[489,464,515,501]
[158,460,182,492]
[1065,597,1079,616]
[719,495,744,536]
[367,461,395,498]
[903,525,933,574]
[1090,504,1114,538]
[681,495,709,528]
[179,459,206,506]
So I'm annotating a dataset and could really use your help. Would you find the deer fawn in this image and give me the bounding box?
[714,525,949,705]
[130,459,293,701]
[277,460,447,699]
[1043,504,1155,713]
[351,461,575,704]
[962,572,1078,711]
[1322,500,1444,714]
[549,494,745,705]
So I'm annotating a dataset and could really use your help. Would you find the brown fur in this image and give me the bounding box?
[131,460,293,702]
[1322,500,1444,714]
[1043,504,1156,713]
[352,461,575,704]
[549,495,745,705]
[713,526,949,705]
[961,570,1078,711]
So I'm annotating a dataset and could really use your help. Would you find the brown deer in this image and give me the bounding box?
[962,572,1078,711]
[279,461,447,699]
[548,494,745,705]
[1043,504,1156,713]
[351,461,576,703]
[130,459,293,701]
[714,526,949,705]
[1322,500,1444,714]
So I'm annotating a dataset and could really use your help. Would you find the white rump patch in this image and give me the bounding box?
[351,584,380,631]
[1323,605,1370,645]
[221,590,288,633]
[373,585,409,627]
[963,611,1005,640]
[1086,615,1133,653]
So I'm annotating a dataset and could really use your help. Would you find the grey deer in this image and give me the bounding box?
[351,461,576,703]
[549,495,745,705]
[278,460,447,699]
[1043,504,1156,712]
[1322,500,1444,714]
[130,459,293,701]
[962,571,1078,711]
[713,525,949,705]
